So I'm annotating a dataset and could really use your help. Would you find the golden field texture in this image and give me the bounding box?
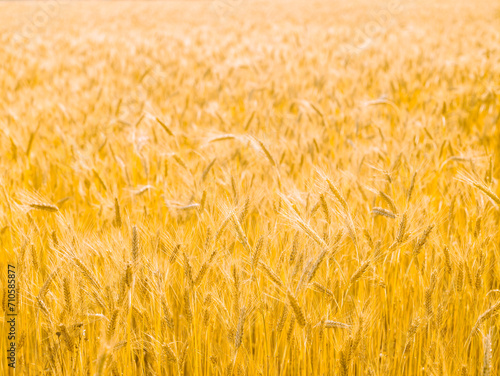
[1,0,500,375]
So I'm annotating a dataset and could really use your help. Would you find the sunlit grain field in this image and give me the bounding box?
[1,0,500,375]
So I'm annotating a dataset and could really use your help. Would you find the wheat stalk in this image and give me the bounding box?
[287,290,306,327]
[372,207,396,219]
[29,202,59,212]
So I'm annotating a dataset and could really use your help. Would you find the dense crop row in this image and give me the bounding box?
[0,1,499,375]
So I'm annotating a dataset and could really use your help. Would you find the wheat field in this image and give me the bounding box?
[0,0,500,375]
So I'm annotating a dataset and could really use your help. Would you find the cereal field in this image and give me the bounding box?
[0,0,500,375]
